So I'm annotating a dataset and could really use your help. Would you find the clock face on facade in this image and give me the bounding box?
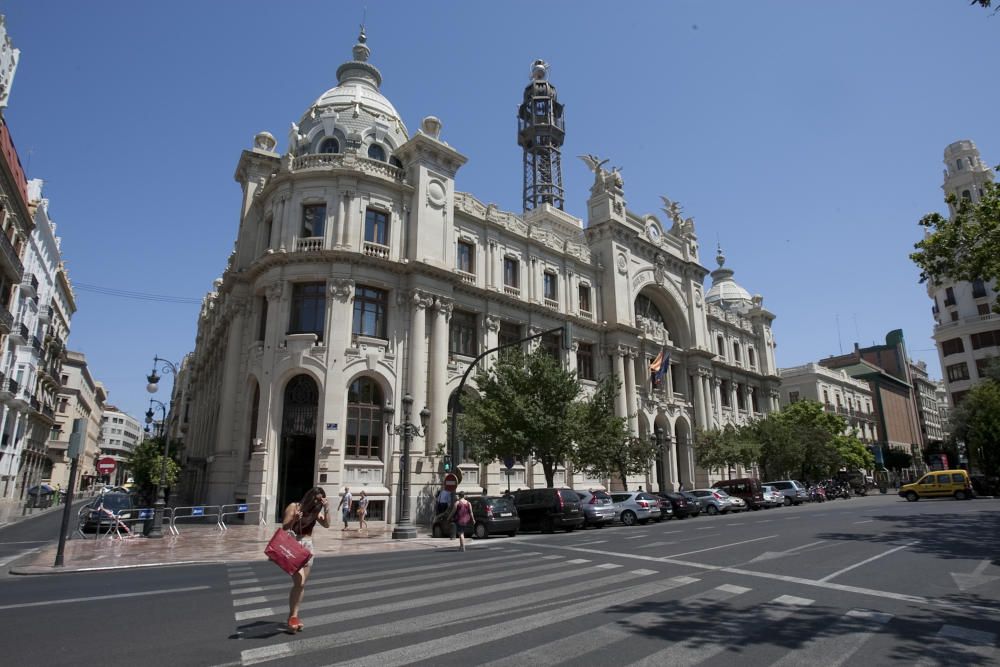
[646,220,661,242]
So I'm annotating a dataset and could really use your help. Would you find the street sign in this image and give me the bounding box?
[443,473,458,493]
[97,457,116,475]
[503,456,515,470]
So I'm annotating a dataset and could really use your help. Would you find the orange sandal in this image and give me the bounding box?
[287,616,304,632]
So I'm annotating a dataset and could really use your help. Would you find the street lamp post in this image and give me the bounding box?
[144,355,179,539]
[654,426,665,494]
[145,398,169,538]
[384,394,429,540]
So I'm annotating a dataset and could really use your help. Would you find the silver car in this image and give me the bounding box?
[687,488,736,516]
[761,485,785,508]
[763,479,809,506]
[575,490,616,528]
[609,491,661,526]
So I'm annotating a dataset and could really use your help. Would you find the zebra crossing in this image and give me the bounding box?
[222,546,998,667]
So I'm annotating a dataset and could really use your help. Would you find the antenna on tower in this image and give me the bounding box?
[518,59,565,212]
[836,314,843,354]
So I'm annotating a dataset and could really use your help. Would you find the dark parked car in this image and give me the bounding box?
[575,489,615,528]
[431,495,520,539]
[657,491,701,519]
[712,478,766,510]
[79,492,136,533]
[512,488,584,533]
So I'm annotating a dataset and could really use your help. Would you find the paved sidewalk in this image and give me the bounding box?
[10,522,446,575]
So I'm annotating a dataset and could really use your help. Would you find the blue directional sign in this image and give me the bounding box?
[138,509,154,520]
[237,504,248,513]
[191,507,205,516]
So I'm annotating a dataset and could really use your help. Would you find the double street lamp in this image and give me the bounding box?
[144,355,179,539]
[384,394,429,540]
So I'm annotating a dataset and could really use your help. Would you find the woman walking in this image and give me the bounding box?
[448,491,473,552]
[282,486,330,632]
[357,490,369,529]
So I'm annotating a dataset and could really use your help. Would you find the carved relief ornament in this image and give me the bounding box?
[329,279,355,302]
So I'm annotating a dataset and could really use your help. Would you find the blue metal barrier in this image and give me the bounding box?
[169,505,222,535]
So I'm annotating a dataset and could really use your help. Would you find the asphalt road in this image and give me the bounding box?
[1,493,997,666]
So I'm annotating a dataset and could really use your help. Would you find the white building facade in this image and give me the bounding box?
[48,350,104,491]
[777,362,877,444]
[98,406,142,487]
[928,140,999,408]
[182,33,781,523]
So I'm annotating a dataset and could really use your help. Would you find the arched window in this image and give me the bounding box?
[319,137,340,154]
[346,377,384,460]
[367,144,387,162]
[634,294,665,328]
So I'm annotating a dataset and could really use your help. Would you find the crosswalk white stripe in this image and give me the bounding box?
[477,611,669,667]
[770,608,892,667]
[229,552,521,596]
[235,558,570,619]
[319,576,695,667]
[624,592,813,667]
[240,567,673,665]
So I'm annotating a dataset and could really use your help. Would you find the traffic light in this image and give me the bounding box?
[443,455,452,473]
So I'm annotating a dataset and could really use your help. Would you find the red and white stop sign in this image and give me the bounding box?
[443,473,458,493]
[97,457,116,474]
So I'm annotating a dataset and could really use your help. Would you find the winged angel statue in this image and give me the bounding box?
[660,195,696,236]
[579,154,623,193]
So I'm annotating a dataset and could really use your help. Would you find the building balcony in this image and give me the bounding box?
[8,321,28,344]
[0,226,23,281]
[291,153,404,183]
[20,272,38,297]
[503,285,521,298]
[37,305,52,323]
[362,241,390,259]
[0,306,12,334]
[934,311,1000,333]
[295,237,324,252]
[455,269,475,285]
[579,309,593,320]
[31,335,42,352]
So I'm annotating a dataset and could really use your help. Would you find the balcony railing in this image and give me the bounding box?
[291,153,404,182]
[503,285,521,297]
[21,272,38,295]
[363,241,390,259]
[0,228,23,279]
[455,269,475,285]
[7,378,18,394]
[31,335,41,351]
[295,237,324,252]
[0,307,12,333]
[9,322,28,342]
[37,304,52,322]
[544,298,559,310]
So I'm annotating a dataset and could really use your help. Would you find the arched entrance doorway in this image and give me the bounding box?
[277,374,319,520]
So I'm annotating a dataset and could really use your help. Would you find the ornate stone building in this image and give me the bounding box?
[182,32,780,523]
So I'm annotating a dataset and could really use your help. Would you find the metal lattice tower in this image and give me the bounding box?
[518,60,565,211]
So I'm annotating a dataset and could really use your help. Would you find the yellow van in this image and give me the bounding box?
[899,470,974,502]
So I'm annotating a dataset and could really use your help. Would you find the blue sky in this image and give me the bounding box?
[2,1,997,422]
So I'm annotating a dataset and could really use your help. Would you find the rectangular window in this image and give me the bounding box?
[352,285,388,339]
[788,391,799,403]
[576,343,594,381]
[970,330,1000,350]
[302,204,326,237]
[978,303,991,316]
[289,282,326,340]
[972,279,987,299]
[578,284,592,314]
[717,335,725,357]
[541,331,561,360]
[946,362,970,382]
[498,321,521,349]
[720,381,731,408]
[503,257,519,288]
[976,357,997,378]
[543,271,557,301]
[944,286,956,307]
[733,342,741,363]
[449,311,478,357]
[950,311,959,322]
[748,347,756,369]
[751,390,759,413]
[941,337,964,356]
[456,240,474,274]
[736,384,746,411]
[364,208,389,246]
[257,296,268,342]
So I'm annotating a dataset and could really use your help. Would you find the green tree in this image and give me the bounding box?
[460,346,581,487]
[910,167,1000,312]
[694,424,741,476]
[950,380,1000,478]
[573,374,654,489]
[833,434,875,472]
[745,414,800,481]
[128,436,181,504]
[882,448,913,472]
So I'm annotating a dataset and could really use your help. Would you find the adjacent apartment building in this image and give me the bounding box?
[777,362,877,444]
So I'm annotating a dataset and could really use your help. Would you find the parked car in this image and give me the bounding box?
[431,495,520,539]
[657,492,701,519]
[79,492,136,533]
[763,479,809,506]
[609,491,661,525]
[727,496,747,512]
[712,478,766,510]
[687,488,736,515]
[639,492,673,521]
[512,488,584,533]
[899,470,975,502]
[575,490,616,528]
[761,485,785,508]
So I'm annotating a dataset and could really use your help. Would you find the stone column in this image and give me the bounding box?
[408,291,431,452]
[624,350,638,435]
[730,381,739,413]
[341,191,356,250]
[614,348,628,420]
[704,375,714,426]
[487,240,497,289]
[693,370,707,429]
[713,377,723,425]
[485,315,500,357]
[747,386,755,415]
[429,297,452,455]
[208,297,249,505]
[334,192,346,248]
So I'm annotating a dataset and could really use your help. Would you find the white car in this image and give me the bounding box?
[761,485,785,508]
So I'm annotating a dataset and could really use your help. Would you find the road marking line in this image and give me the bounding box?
[0,585,210,610]
[566,558,590,564]
[541,554,563,559]
[0,548,40,567]
[717,584,751,594]
[773,594,814,606]
[846,609,893,623]
[756,519,773,523]
[625,535,646,540]
[853,520,874,524]
[631,569,658,575]
[596,563,622,569]
[725,523,740,526]
[697,526,715,530]
[661,535,777,559]
[819,542,917,582]
[636,541,671,549]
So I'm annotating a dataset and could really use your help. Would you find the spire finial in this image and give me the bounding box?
[716,242,726,268]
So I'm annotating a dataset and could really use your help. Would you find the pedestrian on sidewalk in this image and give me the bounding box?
[447,491,473,552]
[337,486,352,530]
[435,487,452,516]
[282,486,330,633]
[357,490,369,530]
